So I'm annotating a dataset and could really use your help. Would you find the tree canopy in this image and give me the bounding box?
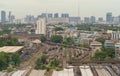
[0,52,20,71]
[51,35,63,43]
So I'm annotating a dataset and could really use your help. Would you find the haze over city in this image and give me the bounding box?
[1,0,120,18]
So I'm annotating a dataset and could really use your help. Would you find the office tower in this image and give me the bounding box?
[98,17,103,22]
[48,13,53,18]
[90,16,96,23]
[61,13,69,18]
[8,11,11,23]
[24,15,35,24]
[118,16,120,23]
[35,19,46,35]
[113,17,119,23]
[84,17,90,23]
[1,11,6,23]
[106,12,113,23]
[54,13,59,18]
[69,17,81,24]
[41,13,47,18]
[11,15,15,22]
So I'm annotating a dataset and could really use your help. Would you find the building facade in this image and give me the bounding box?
[1,11,6,23]
[35,19,46,35]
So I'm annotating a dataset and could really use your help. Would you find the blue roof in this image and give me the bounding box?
[69,27,75,30]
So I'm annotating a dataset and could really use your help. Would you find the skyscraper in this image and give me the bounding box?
[1,11,6,23]
[61,13,69,18]
[35,19,46,35]
[8,11,11,23]
[106,12,113,23]
[48,13,53,18]
[54,13,59,18]
[98,17,103,22]
[90,16,96,23]
[84,17,90,23]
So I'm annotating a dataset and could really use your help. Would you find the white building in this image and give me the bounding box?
[35,19,46,35]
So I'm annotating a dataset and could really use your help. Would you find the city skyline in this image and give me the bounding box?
[1,0,120,19]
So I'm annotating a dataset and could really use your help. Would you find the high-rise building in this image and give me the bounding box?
[48,13,53,18]
[69,17,81,24]
[54,13,59,18]
[35,19,46,35]
[118,16,120,23]
[1,11,6,23]
[61,13,69,18]
[24,15,35,24]
[90,16,96,23]
[11,15,15,23]
[8,11,11,23]
[106,12,113,23]
[98,17,103,22]
[84,17,90,23]
[41,13,47,18]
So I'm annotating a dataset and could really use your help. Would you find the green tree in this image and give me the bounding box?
[104,47,115,58]
[50,59,59,68]
[40,35,47,42]
[11,53,21,66]
[95,37,106,45]
[51,35,63,43]
[0,52,9,70]
[35,54,47,70]
[55,27,64,31]
[94,51,106,60]
[41,54,47,64]
[63,37,73,45]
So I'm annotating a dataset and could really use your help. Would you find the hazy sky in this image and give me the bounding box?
[1,0,120,19]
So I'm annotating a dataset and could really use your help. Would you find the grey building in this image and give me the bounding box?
[106,12,113,23]
[98,17,103,22]
[54,13,59,18]
[1,10,6,23]
[90,16,96,23]
[61,13,69,18]
[84,17,90,23]
[48,13,53,18]
[69,17,80,23]
[8,11,11,22]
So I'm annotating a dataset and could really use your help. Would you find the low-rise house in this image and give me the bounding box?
[90,41,102,50]
[115,42,120,58]
[90,41,102,57]
[104,40,115,47]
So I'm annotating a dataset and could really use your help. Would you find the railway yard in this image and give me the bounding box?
[0,42,120,76]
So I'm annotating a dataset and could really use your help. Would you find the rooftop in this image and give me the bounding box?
[0,46,24,53]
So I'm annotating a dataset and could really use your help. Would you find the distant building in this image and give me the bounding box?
[90,16,96,23]
[8,11,15,23]
[47,18,69,24]
[54,13,59,18]
[35,19,46,35]
[69,17,81,24]
[8,11,11,23]
[24,15,35,24]
[106,12,113,23]
[113,17,119,23]
[98,17,103,22]
[48,13,53,18]
[1,10,6,23]
[84,17,90,23]
[61,13,69,18]
[118,16,120,23]
[41,13,47,18]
